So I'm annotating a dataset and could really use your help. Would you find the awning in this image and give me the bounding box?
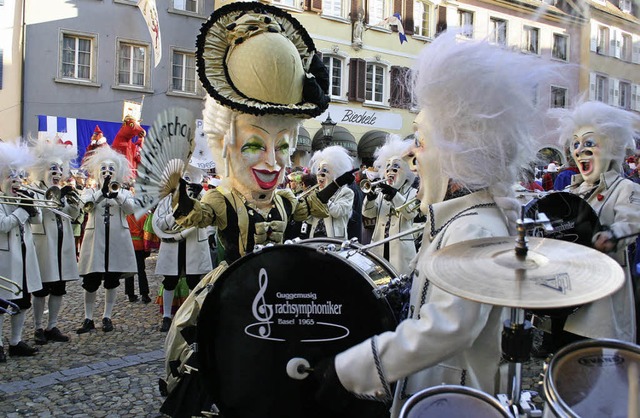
[357,130,389,159]
[296,127,312,152]
[312,126,357,157]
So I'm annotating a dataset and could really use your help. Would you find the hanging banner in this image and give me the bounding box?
[137,0,162,67]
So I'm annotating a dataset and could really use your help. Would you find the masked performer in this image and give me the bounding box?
[0,141,42,361]
[153,165,213,332]
[312,31,558,417]
[308,145,355,239]
[29,139,80,345]
[76,146,137,334]
[363,136,419,274]
[551,101,640,344]
[161,3,356,416]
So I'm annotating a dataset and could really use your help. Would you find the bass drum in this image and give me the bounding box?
[526,192,601,318]
[399,385,513,418]
[543,338,640,418]
[197,242,398,418]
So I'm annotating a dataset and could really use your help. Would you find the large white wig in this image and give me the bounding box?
[373,134,416,184]
[29,137,77,182]
[0,140,35,179]
[550,100,639,172]
[411,30,560,229]
[202,96,301,182]
[309,145,354,179]
[81,146,133,183]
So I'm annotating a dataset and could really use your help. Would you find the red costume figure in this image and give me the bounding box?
[111,115,146,174]
[83,125,109,166]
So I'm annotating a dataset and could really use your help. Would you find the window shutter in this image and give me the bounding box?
[350,0,359,21]
[608,77,616,105]
[0,49,3,90]
[404,0,414,36]
[390,66,410,109]
[348,58,366,102]
[590,21,597,52]
[589,72,596,101]
[436,5,447,36]
[393,0,403,33]
[632,34,640,64]
[309,0,322,13]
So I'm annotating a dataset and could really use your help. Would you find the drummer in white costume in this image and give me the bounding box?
[313,31,559,416]
[153,165,213,332]
[76,146,137,334]
[29,139,80,345]
[551,101,640,344]
[363,136,419,275]
[308,146,355,240]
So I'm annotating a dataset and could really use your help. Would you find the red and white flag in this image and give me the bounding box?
[137,0,162,67]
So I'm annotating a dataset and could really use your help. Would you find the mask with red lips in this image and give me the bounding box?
[45,159,64,187]
[226,114,295,200]
[385,157,409,189]
[571,125,606,185]
[1,169,27,197]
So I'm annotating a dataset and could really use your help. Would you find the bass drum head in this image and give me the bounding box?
[399,385,512,418]
[197,244,397,418]
[526,192,601,317]
[544,339,640,418]
[525,192,601,247]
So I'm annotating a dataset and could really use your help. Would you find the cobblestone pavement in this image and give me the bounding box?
[0,254,549,417]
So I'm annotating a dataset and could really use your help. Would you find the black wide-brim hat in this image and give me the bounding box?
[196,2,330,118]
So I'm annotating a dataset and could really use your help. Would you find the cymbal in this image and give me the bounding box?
[422,236,625,309]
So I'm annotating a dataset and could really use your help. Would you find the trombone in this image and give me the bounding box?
[359,178,386,194]
[81,182,121,213]
[297,184,320,200]
[0,187,73,220]
[393,197,420,214]
[0,274,22,297]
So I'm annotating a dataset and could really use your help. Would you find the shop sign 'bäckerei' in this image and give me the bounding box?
[315,105,403,130]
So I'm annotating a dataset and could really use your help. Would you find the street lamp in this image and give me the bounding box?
[320,113,336,149]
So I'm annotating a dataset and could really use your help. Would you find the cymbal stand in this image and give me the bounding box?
[497,204,552,417]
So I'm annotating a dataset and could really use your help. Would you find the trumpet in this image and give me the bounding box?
[109,182,120,193]
[83,201,95,212]
[297,184,320,200]
[393,197,420,213]
[359,224,425,252]
[360,178,386,194]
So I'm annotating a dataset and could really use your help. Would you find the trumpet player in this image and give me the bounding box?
[0,141,43,361]
[77,146,137,334]
[362,136,419,275]
[29,139,81,345]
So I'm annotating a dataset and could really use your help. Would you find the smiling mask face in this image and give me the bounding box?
[385,157,409,189]
[571,125,608,185]
[227,114,295,199]
[45,159,64,187]
[1,169,27,197]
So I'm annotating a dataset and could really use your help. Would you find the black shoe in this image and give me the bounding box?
[0,346,6,363]
[128,294,139,303]
[141,294,152,304]
[102,317,114,332]
[9,341,39,357]
[76,319,95,334]
[34,328,48,345]
[160,317,172,332]
[44,327,70,342]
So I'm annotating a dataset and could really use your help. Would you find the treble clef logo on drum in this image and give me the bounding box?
[245,268,284,341]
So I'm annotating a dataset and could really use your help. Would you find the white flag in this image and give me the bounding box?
[137,0,162,67]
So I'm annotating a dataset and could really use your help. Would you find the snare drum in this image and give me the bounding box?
[196,242,398,418]
[543,338,640,418]
[399,385,513,418]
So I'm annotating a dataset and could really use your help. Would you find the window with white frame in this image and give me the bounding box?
[619,0,632,13]
[522,26,539,54]
[171,49,197,94]
[458,10,474,38]
[61,32,96,81]
[621,33,632,61]
[272,0,299,8]
[552,33,568,61]
[414,1,434,38]
[117,41,149,88]
[323,55,346,98]
[619,81,631,109]
[550,86,567,108]
[595,75,607,102]
[369,0,392,27]
[489,17,507,46]
[173,0,198,12]
[322,0,347,18]
[365,62,386,104]
[597,26,609,55]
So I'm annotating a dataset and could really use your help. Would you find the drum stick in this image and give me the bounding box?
[629,362,639,418]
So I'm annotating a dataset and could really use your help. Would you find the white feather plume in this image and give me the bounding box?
[133,107,196,218]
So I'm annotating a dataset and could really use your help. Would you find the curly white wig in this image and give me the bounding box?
[0,140,35,179]
[309,145,353,178]
[373,134,416,184]
[29,137,77,182]
[81,146,133,183]
[550,100,639,171]
[202,96,301,182]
